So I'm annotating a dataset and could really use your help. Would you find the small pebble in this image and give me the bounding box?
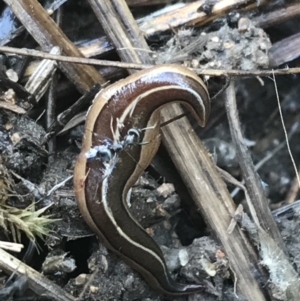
[157,183,175,198]
[238,17,251,33]
[75,274,87,286]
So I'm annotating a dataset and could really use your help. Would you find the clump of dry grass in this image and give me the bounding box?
[0,203,55,243]
[0,163,57,244]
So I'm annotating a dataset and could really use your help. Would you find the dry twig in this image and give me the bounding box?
[3,0,105,92]
[0,248,75,301]
[225,81,300,300]
[1,46,300,77]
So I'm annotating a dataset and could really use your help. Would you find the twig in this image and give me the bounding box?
[225,80,287,251]
[225,80,300,300]
[139,0,269,36]
[0,248,75,301]
[254,1,300,29]
[1,46,300,76]
[24,46,60,103]
[45,84,101,141]
[0,100,26,114]
[0,241,23,253]
[47,176,73,197]
[3,0,105,92]
[46,72,58,163]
